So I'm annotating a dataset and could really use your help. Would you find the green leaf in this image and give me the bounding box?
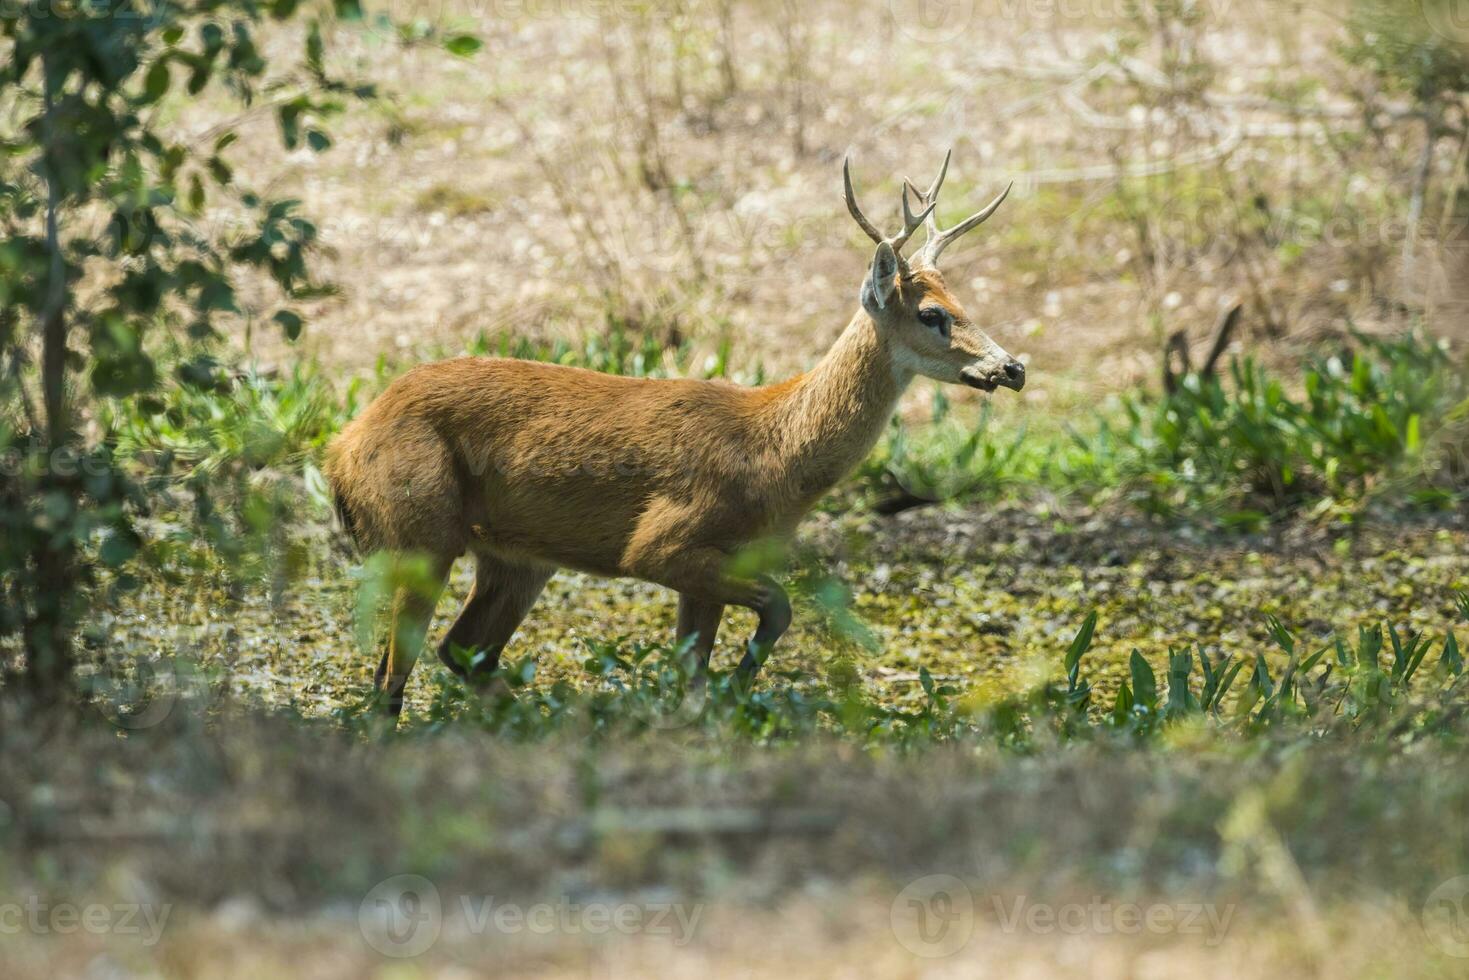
[306,129,332,153]
[99,529,140,568]
[306,21,324,73]
[1211,659,1247,711]
[444,34,483,56]
[1298,644,1330,674]
[1064,611,1098,688]
[1442,630,1463,677]
[279,102,303,149]
[187,61,212,95]
[143,61,170,103]
[1111,681,1133,727]
[1129,650,1157,709]
[1251,652,1275,698]
[273,309,304,341]
[92,353,157,397]
[1265,615,1294,655]
[1398,629,1433,685]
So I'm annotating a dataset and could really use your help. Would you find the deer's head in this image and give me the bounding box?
[845,151,1025,393]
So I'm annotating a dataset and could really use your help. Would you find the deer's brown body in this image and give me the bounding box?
[326,153,1026,716]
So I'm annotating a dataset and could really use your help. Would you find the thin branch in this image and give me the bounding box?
[1200,303,1244,379]
[1404,108,1440,291]
[39,62,67,448]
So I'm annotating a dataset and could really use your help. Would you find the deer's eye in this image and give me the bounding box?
[918,308,950,336]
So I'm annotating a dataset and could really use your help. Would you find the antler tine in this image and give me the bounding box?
[843,156,886,246]
[919,180,1014,268]
[904,149,952,258]
[902,150,952,210]
[891,182,936,254]
[923,148,952,207]
[845,155,935,265]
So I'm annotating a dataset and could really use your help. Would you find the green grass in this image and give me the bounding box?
[866,329,1466,526]
[315,594,1469,749]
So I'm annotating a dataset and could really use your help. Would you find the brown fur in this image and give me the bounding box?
[326,173,1024,716]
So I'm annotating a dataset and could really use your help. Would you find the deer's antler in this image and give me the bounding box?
[843,156,936,275]
[901,148,1012,269]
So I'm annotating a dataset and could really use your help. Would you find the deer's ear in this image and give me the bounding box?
[862,241,899,314]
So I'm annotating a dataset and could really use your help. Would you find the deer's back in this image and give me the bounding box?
[326,357,786,571]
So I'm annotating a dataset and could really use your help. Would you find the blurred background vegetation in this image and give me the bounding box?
[2,0,1469,975]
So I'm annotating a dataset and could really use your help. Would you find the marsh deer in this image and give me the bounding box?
[325,151,1025,716]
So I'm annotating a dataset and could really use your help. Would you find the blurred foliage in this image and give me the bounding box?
[0,1,477,695]
[466,316,748,381]
[1341,0,1469,103]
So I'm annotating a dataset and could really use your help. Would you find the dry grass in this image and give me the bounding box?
[5,896,1462,979]
[196,0,1467,414]
[6,702,1469,978]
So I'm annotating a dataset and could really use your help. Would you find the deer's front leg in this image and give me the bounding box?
[734,573,791,683]
[676,594,724,671]
[628,528,790,684]
[689,564,788,683]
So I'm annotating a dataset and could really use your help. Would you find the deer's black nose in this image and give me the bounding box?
[1002,360,1026,390]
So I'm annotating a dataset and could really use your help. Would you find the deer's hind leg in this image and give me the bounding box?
[435,553,554,683]
[374,554,454,718]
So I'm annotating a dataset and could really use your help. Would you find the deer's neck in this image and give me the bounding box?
[763,310,912,492]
